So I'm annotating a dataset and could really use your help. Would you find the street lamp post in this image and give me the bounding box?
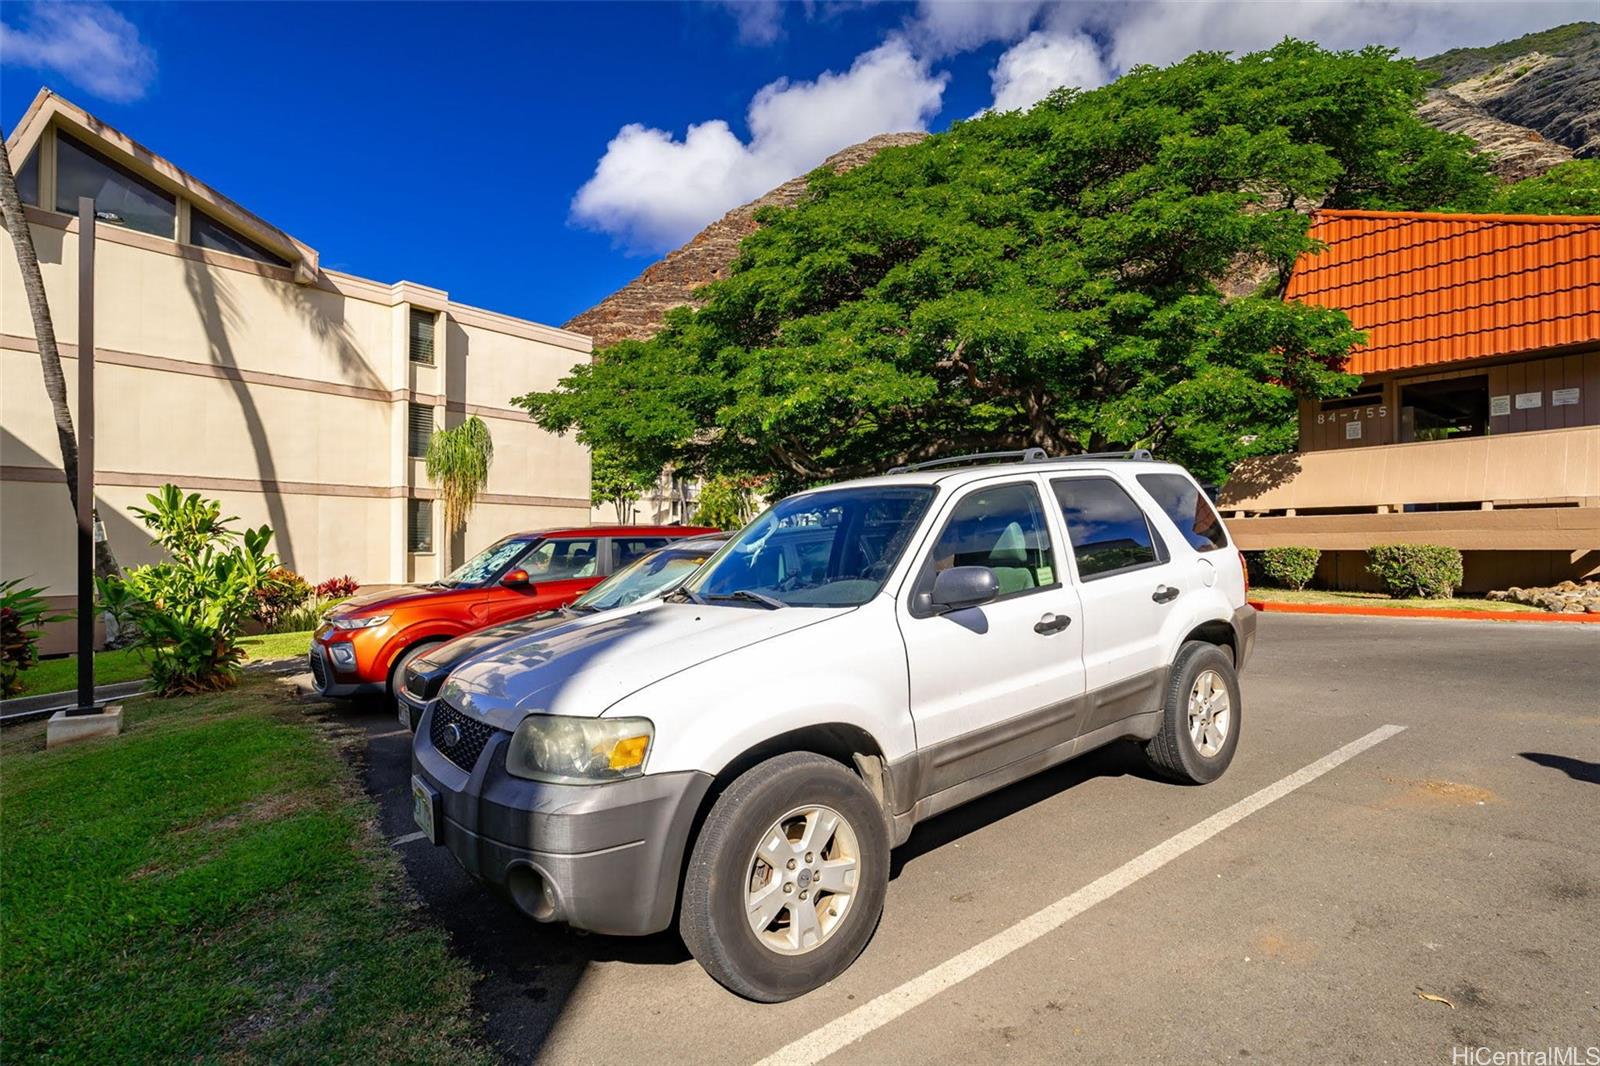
[71,196,95,716]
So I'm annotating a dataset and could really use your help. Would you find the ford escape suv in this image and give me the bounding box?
[309,524,715,698]
[411,450,1255,1001]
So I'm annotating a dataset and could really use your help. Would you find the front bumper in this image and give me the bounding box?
[307,643,382,698]
[1232,603,1258,671]
[412,702,713,936]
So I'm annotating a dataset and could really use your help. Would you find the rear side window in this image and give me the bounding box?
[611,537,670,567]
[1051,477,1163,579]
[1137,473,1229,552]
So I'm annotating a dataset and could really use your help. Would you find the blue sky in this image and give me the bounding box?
[2,1,1590,329]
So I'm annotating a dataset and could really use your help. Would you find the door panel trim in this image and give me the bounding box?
[886,666,1169,827]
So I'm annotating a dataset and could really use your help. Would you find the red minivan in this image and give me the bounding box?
[308,525,718,697]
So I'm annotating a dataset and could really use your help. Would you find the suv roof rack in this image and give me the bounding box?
[887,447,1153,475]
[888,448,1048,475]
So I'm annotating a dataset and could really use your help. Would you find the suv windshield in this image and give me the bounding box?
[443,536,533,587]
[574,546,717,611]
[687,486,934,608]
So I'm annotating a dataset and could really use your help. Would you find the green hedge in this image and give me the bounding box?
[1366,544,1464,598]
[1259,547,1321,590]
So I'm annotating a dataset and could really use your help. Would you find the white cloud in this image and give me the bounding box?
[905,0,1051,57]
[990,30,1110,111]
[572,39,947,252]
[720,0,785,45]
[1100,0,1599,72]
[0,2,155,102]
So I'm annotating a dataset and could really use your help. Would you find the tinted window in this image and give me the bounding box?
[922,482,1055,601]
[611,537,670,567]
[690,487,934,608]
[524,538,600,580]
[15,150,39,206]
[190,209,290,266]
[1052,477,1160,578]
[55,133,175,238]
[578,547,716,610]
[1137,473,1228,552]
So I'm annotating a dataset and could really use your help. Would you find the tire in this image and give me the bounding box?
[680,752,890,1002]
[387,639,445,698]
[1144,641,1242,785]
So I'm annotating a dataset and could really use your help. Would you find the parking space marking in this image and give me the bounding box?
[389,831,428,846]
[370,729,409,740]
[753,723,1407,1066]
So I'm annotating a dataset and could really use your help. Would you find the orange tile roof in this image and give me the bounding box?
[1286,208,1600,376]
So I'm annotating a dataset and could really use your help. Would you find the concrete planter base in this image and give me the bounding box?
[46,704,124,749]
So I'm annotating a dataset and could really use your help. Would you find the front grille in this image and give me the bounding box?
[429,700,498,772]
[308,649,328,691]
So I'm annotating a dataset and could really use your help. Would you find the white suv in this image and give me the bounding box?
[410,450,1256,1001]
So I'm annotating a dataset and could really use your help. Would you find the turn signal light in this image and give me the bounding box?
[608,734,650,771]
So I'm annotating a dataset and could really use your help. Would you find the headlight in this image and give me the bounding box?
[330,614,389,630]
[505,715,653,785]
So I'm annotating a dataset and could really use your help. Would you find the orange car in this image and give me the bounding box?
[308,525,718,697]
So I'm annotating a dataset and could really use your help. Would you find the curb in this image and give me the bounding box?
[1,655,309,726]
[1248,600,1600,624]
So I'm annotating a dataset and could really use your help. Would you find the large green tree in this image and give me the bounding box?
[520,41,1505,489]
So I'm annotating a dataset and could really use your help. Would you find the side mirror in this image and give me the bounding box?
[929,566,999,613]
[501,568,531,589]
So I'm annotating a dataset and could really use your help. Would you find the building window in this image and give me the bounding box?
[190,209,290,267]
[1400,375,1488,443]
[409,309,436,365]
[408,403,434,458]
[15,150,39,206]
[408,499,434,554]
[54,131,175,238]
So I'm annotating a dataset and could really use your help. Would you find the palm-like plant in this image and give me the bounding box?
[425,416,494,540]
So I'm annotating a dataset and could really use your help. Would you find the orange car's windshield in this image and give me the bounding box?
[442,537,534,587]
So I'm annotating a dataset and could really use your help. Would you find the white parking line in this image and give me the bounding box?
[389,831,428,846]
[753,723,1407,1066]
[370,729,409,740]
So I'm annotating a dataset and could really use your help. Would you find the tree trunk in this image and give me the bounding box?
[0,131,123,583]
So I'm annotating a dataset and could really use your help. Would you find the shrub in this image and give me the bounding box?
[316,575,359,599]
[1259,547,1321,590]
[97,486,277,695]
[1,579,72,699]
[253,567,312,631]
[1366,544,1464,599]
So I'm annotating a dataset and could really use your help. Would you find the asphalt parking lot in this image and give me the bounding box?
[334,614,1600,1064]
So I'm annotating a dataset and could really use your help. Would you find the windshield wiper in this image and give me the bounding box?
[664,586,706,605]
[711,590,786,610]
[564,602,601,614]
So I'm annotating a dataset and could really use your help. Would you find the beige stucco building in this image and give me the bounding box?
[2,90,592,644]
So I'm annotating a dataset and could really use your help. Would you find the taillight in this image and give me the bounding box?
[1239,551,1250,596]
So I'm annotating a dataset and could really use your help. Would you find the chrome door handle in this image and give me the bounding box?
[1152,585,1181,604]
[1034,613,1072,634]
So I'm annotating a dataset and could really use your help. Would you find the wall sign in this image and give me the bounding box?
[1515,391,1543,410]
[1489,395,1511,416]
[1552,387,1581,407]
[1345,420,1363,440]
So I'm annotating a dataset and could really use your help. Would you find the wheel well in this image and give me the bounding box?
[384,635,450,692]
[670,723,889,924]
[1181,619,1236,665]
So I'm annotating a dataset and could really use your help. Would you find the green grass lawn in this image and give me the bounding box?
[0,675,490,1064]
[12,630,314,699]
[1250,587,1543,613]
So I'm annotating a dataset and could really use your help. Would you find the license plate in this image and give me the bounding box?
[412,776,438,844]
